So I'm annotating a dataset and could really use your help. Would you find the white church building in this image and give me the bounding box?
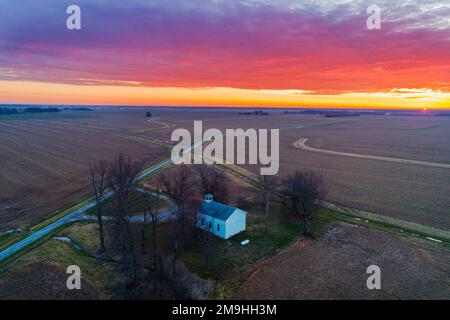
[196,194,247,240]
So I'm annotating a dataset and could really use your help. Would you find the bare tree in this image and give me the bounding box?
[278,170,325,238]
[107,154,142,285]
[89,161,107,253]
[253,174,279,236]
[139,194,150,255]
[195,165,229,203]
[150,188,162,272]
[139,188,162,271]
[158,165,192,276]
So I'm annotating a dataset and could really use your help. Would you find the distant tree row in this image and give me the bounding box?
[239,110,269,116]
[63,107,93,112]
[0,107,60,115]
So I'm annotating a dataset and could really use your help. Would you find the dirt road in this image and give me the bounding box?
[294,138,450,169]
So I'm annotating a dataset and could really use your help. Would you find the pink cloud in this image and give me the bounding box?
[1,0,449,92]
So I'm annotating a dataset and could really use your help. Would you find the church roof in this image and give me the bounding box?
[198,200,238,221]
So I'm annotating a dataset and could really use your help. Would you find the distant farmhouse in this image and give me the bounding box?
[196,194,247,239]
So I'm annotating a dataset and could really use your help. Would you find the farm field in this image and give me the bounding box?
[0,110,169,230]
[276,117,450,230]
[145,111,450,230]
[0,262,102,300]
[1,108,449,233]
[298,117,450,164]
[234,222,450,300]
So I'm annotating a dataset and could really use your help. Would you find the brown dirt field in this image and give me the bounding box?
[150,112,449,230]
[234,222,450,300]
[0,262,101,300]
[302,117,450,164]
[276,119,450,230]
[0,110,169,230]
[97,111,450,230]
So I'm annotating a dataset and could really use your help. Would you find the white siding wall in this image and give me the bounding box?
[225,209,247,239]
[197,213,226,239]
[197,209,247,240]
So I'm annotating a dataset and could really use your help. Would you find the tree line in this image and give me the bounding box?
[0,107,60,115]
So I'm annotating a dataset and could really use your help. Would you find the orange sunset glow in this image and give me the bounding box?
[0,81,449,109]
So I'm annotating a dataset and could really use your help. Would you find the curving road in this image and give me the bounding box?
[294,138,450,169]
[0,195,106,262]
[0,159,176,262]
[0,138,208,263]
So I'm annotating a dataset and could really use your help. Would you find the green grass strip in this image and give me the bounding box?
[323,201,450,244]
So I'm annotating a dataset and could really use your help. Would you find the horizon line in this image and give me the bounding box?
[1,103,449,112]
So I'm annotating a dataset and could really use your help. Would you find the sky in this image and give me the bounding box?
[0,0,449,109]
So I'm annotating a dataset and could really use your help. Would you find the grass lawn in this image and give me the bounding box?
[63,222,105,255]
[0,233,15,247]
[0,235,8,244]
[0,222,122,298]
[4,195,446,300]
[180,205,332,281]
[165,204,342,299]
